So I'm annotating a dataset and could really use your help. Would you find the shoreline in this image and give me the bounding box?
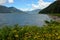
[47,14,60,22]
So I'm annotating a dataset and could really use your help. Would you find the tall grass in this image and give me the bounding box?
[0,21,60,40]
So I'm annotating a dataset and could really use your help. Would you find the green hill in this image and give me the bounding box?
[9,7,25,13]
[0,5,11,13]
[0,5,25,13]
[39,1,60,13]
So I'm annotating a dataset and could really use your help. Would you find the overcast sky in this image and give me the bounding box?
[0,0,56,11]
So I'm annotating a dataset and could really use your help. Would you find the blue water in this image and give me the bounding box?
[0,13,51,26]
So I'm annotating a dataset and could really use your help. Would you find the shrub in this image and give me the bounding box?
[0,22,60,40]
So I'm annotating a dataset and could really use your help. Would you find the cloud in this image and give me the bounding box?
[19,8,33,11]
[19,8,29,11]
[20,0,53,11]
[0,0,14,5]
[32,4,39,9]
[0,0,6,5]
[8,0,14,3]
[38,0,52,9]
[32,0,52,9]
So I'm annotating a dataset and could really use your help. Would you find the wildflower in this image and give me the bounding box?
[15,35,19,37]
[13,30,17,33]
[37,33,39,35]
[41,38,44,40]
[57,36,60,39]
[55,33,58,35]
[52,34,55,36]
[25,33,28,34]
[38,36,40,38]
[34,37,37,39]
[34,35,38,39]
[49,34,52,37]
[29,36,31,38]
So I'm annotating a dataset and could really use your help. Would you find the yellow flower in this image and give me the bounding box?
[52,34,55,36]
[13,30,17,33]
[15,35,19,37]
[57,36,60,39]
[34,35,38,39]
[38,36,40,38]
[25,33,28,34]
[37,33,39,35]
[53,30,56,32]
[34,37,37,39]
[49,34,52,37]
[55,33,58,35]
[41,38,44,40]
[28,36,31,38]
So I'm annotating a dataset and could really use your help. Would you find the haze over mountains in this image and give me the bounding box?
[26,9,40,14]
[0,5,41,14]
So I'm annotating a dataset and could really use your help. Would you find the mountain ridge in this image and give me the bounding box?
[0,5,24,13]
[39,1,60,13]
[26,9,41,14]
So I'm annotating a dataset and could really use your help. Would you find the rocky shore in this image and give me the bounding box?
[48,14,60,22]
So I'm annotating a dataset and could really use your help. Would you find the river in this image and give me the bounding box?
[0,13,51,26]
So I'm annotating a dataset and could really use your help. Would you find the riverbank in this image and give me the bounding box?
[48,14,60,22]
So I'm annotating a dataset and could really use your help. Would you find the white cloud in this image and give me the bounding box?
[0,0,6,5]
[24,0,56,11]
[20,0,52,11]
[38,0,51,9]
[0,0,14,5]
[32,4,39,9]
[19,8,33,11]
[20,8,29,11]
[32,0,52,9]
[8,0,14,3]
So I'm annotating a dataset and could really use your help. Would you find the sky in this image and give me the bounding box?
[0,0,56,11]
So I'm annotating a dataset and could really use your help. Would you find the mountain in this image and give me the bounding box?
[0,5,25,13]
[26,9,41,14]
[0,5,11,13]
[9,7,25,13]
[39,1,60,13]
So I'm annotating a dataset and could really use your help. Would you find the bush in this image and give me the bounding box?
[0,22,60,40]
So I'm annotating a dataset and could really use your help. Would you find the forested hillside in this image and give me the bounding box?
[39,1,60,13]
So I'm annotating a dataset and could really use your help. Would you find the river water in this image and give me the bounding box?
[0,13,51,26]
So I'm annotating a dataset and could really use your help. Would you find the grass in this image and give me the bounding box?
[48,13,60,17]
[0,21,60,40]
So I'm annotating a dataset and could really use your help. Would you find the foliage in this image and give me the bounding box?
[0,21,60,40]
[48,14,60,17]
